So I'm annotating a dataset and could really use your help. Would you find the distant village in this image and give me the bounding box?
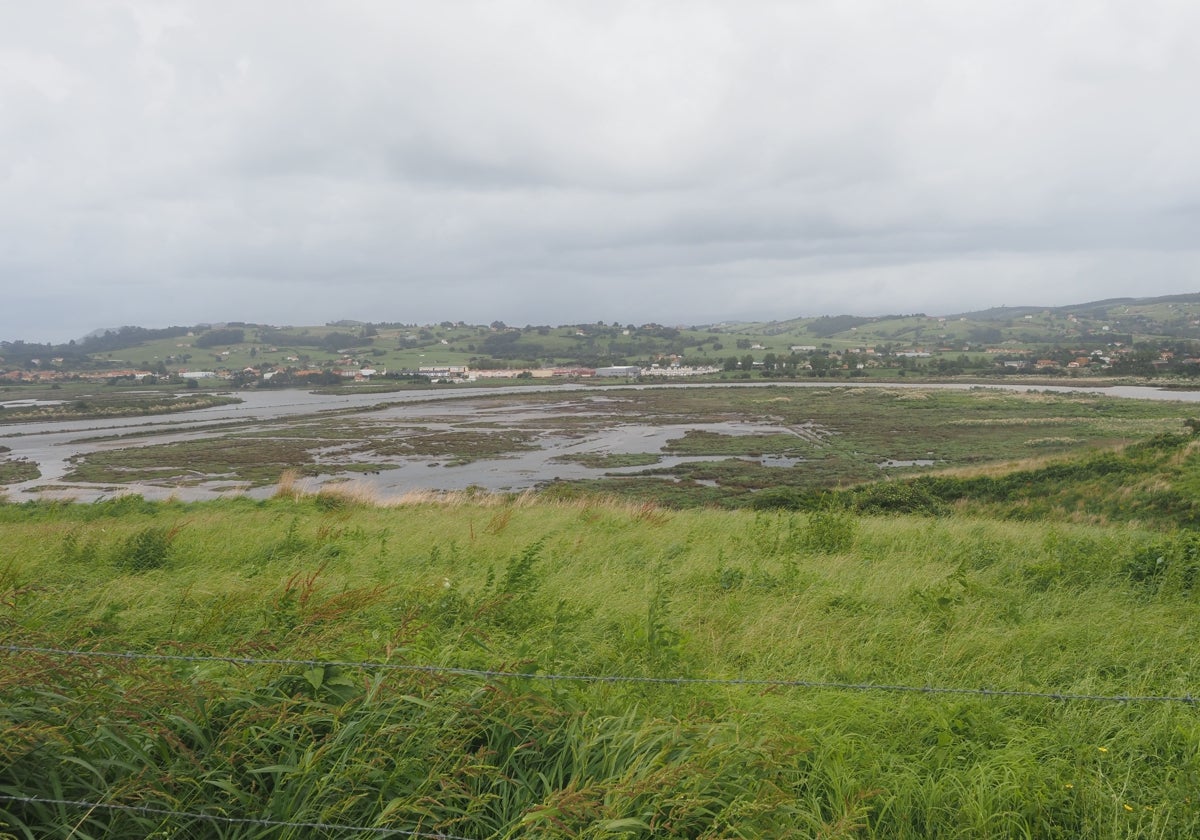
[4,341,1199,386]
[6,299,1200,385]
[1,360,697,386]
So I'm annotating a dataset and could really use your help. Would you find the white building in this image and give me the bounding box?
[594,365,641,377]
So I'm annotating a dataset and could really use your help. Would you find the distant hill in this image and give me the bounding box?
[52,291,1200,348]
[3,292,1200,375]
[951,294,1200,321]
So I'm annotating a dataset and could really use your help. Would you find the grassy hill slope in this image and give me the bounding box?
[3,490,1199,837]
[824,431,1200,529]
[6,292,1200,375]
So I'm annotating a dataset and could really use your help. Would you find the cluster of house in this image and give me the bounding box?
[0,368,157,383]
[990,349,1200,372]
[418,364,726,381]
[6,345,1200,385]
[419,365,645,381]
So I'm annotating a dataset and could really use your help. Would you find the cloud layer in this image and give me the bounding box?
[3,1,1199,341]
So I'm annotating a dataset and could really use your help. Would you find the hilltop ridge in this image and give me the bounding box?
[4,292,1200,383]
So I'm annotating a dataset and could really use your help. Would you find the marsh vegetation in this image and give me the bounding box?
[7,384,1193,503]
[0,386,239,423]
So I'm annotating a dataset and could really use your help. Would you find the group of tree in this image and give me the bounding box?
[80,325,191,353]
[255,327,375,352]
[193,328,245,348]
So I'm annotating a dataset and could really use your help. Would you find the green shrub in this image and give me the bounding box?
[850,481,948,515]
[717,565,746,590]
[89,493,159,518]
[1124,533,1200,595]
[110,525,177,572]
[804,508,857,553]
[1020,530,1120,592]
[473,539,551,631]
[60,528,100,565]
[748,487,808,510]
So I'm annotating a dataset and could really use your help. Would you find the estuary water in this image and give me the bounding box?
[2,380,1198,502]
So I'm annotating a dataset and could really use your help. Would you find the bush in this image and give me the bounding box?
[748,487,810,511]
[804,508,857,554]
[61,529,100,565]
[851,481,948,515]
[1123,533,1200,595]
[111,526,178,572]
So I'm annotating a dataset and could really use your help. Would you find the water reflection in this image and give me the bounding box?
[760,454,806,467]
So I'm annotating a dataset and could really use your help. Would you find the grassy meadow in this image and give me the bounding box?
[3,487,1200,837]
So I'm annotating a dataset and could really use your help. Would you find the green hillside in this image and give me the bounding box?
[833,431,1200,528]
[5,292,1200,378]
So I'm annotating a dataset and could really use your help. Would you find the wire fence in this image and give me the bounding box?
[4,642,1197,705]
[0,793,472,839]
[4,640,1199,836]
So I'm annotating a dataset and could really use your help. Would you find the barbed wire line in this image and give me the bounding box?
[4,642,1196,705]
[0,793,474,839]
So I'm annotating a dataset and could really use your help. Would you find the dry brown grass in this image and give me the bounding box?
[931,456,1062,479]
[1166,439,1200,466]
[273,468,304,500]
[268,475,660,520]
[484,507,513,534]
[385,488,453,506]
[382,488,498,507]
[947,416,1077,426]
[314,481,381,507]
[629,499,671,525]
[929,443,1129,480]
[369,487,544,509]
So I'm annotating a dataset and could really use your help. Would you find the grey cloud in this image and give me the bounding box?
[2,1,1199,343]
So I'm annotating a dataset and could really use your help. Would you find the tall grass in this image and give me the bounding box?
[2,495,1199,836]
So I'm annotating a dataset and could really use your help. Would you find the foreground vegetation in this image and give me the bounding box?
[3,488,1200,837]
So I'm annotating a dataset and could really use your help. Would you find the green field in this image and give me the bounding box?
[3,484,1200,837]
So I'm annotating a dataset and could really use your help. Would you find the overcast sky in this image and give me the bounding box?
[3,1,1199,343]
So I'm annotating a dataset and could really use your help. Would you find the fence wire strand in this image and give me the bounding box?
[0,793,473,839]
[4,642,1196,705]
[3,641,1197,836]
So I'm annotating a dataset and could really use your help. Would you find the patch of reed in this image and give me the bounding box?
[272,467,304,500]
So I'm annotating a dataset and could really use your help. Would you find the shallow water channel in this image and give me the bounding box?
[2,381,1198,502]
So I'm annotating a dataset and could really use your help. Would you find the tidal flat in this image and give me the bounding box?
[2,382,1195,506]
